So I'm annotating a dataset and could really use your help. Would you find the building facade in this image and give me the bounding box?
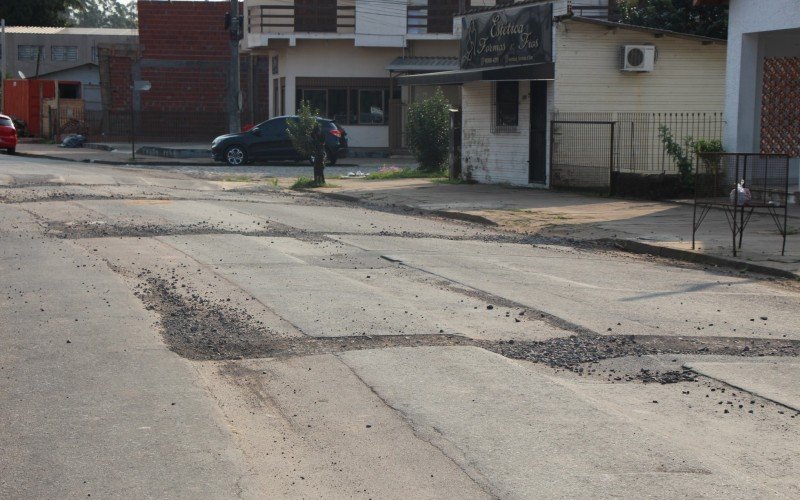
[696,0,800,161]
[243,0,502,151]
[0,27,137,81]
[400,0,727,188]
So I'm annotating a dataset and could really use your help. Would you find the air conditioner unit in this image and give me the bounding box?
[622,45,656,72]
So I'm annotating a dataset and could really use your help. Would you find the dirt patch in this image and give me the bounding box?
[134,271,472,360]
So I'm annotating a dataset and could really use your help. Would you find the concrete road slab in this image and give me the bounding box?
[155,234,571,341]
[332,235,800,340]
[194,355,489,499]
[340,346,797,498]
[682,358,800,411]
[0,205,257,498]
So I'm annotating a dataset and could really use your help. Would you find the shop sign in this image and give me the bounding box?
[460,3,553,70]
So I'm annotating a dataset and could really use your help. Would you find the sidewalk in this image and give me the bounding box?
[322,178,800,278]
[10,142,799,277]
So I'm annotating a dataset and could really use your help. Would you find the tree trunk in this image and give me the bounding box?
[313,144,325,184]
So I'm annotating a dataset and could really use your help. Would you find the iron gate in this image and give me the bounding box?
[550,120,616,194]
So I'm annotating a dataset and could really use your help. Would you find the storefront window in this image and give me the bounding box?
[495,81,519,129]
[359,90,384,124]
[297,82,393,125]
[329,89,348,122]
[302,89,327,116]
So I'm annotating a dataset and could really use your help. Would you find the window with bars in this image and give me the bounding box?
[51,45,78,62]
[17,45,43,61]
[492,81,519,133]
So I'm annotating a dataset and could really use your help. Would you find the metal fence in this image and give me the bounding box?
[693,153,790,256]
[550,119,615,192]
[45,109,229,142]
[549,111,724,194]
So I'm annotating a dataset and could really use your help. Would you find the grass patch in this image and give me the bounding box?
[221,175,262,182]
[364,167,445,181]
[291,176,338,189]
[430,177,470,185]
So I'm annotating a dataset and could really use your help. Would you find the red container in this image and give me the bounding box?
[2,79,56,136]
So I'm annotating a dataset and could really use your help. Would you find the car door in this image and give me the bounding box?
[250,118,288,160]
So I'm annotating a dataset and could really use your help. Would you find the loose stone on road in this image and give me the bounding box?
[2,154,799,498]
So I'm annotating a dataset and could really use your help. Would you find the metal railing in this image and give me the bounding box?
[693,153,791,256]
[407,4,459,34]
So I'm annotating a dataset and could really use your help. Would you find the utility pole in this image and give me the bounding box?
[228,0,241,133]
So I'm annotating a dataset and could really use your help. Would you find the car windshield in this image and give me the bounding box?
[0,117,13,127]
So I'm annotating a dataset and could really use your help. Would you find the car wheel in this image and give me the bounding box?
[225,145,247,166]
[7,147,15,154]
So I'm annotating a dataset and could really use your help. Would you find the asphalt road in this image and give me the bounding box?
[2,154,799,498]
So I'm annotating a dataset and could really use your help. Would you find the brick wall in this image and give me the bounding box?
[99,1,269,140]
[138,0,234,115]
[138,0,232,62]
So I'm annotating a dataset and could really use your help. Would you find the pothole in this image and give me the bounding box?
[44,220,299,239]
[131,269,800,383]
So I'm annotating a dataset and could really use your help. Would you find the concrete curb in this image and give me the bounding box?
[314,191,498,226]
[137,146,211,159]
[430,210,499,226]
[83,143,115,151]
[601,238,798,279]
[14,151,213,167]
[313,190,796,278]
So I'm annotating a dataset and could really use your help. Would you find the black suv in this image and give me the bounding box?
[211,116,348,166]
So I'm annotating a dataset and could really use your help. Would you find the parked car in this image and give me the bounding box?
[0,114,18,154]
[211,116,348,166]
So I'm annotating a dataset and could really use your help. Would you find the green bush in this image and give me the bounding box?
[287,101,326,183]
[405,89,451,171]
[658,124,694,188]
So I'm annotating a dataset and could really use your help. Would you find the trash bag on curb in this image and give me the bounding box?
[729,180,752,205]
[59,135,86,148]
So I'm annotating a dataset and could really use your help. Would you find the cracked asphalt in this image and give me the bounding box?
[2,154,800,498]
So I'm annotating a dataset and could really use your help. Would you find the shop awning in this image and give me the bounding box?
[396,62,555,86]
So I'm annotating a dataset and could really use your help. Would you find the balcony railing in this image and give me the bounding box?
[407,1,464,35]
[248,1,355,34]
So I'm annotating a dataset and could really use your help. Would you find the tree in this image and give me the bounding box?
[405,89,450,171]
[0,0,82,26]
[287,100,326,185]
[616,0,728,40]
[70,0,137,29]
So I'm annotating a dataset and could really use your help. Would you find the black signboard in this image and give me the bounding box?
[460,3,553,70]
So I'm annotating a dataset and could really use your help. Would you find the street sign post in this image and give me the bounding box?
[131,81,151,162]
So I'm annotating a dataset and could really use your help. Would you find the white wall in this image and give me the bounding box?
[725,0,800,153]
[284,39,402,79]
[461,80,553,186]
[355,0,406,47]
[273,39,403,148]
[554,20,726,113]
